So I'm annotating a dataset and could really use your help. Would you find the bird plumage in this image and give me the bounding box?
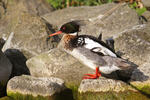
[49,21,132,79]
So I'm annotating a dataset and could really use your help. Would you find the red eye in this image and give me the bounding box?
[63,27,66,30]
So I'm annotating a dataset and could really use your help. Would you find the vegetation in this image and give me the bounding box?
[46,0,113,9]
[129,2,147,15]
[46,0,146,16]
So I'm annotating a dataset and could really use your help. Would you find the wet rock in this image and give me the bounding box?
[42,3,140,40]
[78,78,149,100]
[7,75,66,100]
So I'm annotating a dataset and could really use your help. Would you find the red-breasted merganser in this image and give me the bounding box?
[49,21,132,79]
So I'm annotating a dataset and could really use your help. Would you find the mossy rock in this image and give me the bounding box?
[77,91,150,100]
[7,90,74,100]
[0,97,13,100]
[130,81,150,96]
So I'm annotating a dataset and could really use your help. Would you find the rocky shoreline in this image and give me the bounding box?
[0,0,150,100]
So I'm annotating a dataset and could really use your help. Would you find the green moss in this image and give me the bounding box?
[7,92,53,100]
[77,91,149,100]
[0,96,13,100]
[65,83,79,100]
[7,89,75,100]
[131,83,150,95]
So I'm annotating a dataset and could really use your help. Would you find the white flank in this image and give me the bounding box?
[84,38,117,57]
[67,49,96,70]
[67,49,120,74]
[99,65,120,74]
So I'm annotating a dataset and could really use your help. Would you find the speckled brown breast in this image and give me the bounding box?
[63,34,76,51]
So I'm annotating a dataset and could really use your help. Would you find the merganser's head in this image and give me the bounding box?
[49,21,80,37]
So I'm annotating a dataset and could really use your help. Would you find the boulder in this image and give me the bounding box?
[0,12,59,59]
[0,50,12,96]
[0,0,57,59]
[26,48,94,87]
[42,3,140,40]
[0,50,12,85]
[26,47,149,100]
[113,23,150,95]
[23,0,54,16]
[7,75,70,100]
[78,78,149,100]
[4,49,30,78]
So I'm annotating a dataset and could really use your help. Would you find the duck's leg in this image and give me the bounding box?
[83,67,101,79]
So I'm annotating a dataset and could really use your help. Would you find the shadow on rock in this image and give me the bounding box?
[42,18,61,49]
[102,60,149,82]
[4,49,30,78]
[55,89,75,100]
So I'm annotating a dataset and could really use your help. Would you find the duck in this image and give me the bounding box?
[49,21,132,79]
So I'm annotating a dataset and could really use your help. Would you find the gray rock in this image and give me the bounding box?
[0,0,57,59]
[26,48,94,86]
[142,0,150,8]
[113,22,150,95]
[0,2,5,19]
[42,3,140,40]
[0,13,59,59]
[142,11,150,22]
[114,23,150,80]
[79,78,135,93]
[24,0,54,16]
[78,78,149,100]
[0,0,7,19]
[7,75,65,99]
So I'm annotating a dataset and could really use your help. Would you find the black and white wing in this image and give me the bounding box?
[83,37,117,57]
